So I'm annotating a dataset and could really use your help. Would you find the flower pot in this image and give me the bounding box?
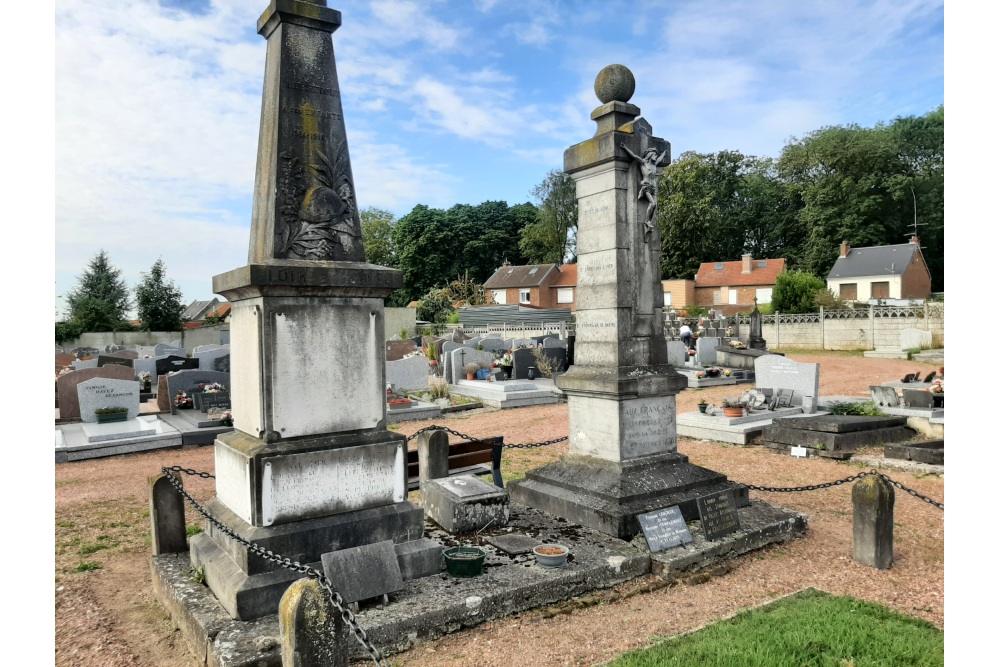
[467,373,475,380]
[443,547,486,577]
[532,544,569,569]
[722,407,744,417]
[501,365,513,378]
[527,367,536,380]
[698,404,708,414]
[96,412,128,423]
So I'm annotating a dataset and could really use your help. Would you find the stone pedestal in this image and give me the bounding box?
[189,0,426,621]
[509,65,748,539]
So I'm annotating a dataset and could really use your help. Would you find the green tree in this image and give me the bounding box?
[771,270,826,313]
[519,169,577,264]
[65,250,132,332]
[360,207,397,268]
[416,287,455,323]
[134,258,185,331]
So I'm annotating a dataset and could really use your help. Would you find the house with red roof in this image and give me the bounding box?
[483,263,578,310]
[692,254,786,315]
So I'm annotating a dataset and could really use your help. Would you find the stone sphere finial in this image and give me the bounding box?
[594,64,635,104]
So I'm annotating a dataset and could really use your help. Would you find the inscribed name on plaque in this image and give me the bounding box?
[695,489,742,542]
[637,506,692,552]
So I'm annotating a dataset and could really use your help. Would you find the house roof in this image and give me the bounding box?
[484,264,559,289]
[181,298,220,321]
[552,264,577,287]
[827,243,920,280]
[207,304,231,319]
[694,258,786,287]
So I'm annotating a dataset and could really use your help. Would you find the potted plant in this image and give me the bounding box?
[532,544,569,569]
[388,397,413,410]
[720,397,745,417]
[499,351,514,378]
[465,362,479,380]
[95,406,129,423]
[427,344,438,367]
[443,546,486,577]
[138,371,152,392]
[698,399,708,414]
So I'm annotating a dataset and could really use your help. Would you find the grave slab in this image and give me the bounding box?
[422,475,510,533]
[320,540,404,604]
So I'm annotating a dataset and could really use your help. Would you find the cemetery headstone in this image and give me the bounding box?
[193,344,225,354]
[107,350,140,359]
[542,337,567,349]
[194,347,232,374]
[754,356,819,407]
[696,489,742,541]
[97,355,134,369]
[386,355,430,392]
[213,354,230,374]
[479,338,506,354]
[72,358,98,370]
[511,348,536,380]
[77,377,141,423]
[56,365,136,421]
[637,506,692,552]
[155,355,200,376]
[164,370,230,416]
[386,340,419,362]
[869,386,900,408]
[666,341,686,367]
[154,344,187,357]
[55,352,76,368]
[448,348,492,384]
[748,300,766,350]
[695,337,719,365]
[852,475,894,569]
[136,345,157,358]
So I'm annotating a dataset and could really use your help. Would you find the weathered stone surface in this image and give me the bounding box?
[150,474,187,555]
[279,578,349,667]
[852,475,894,569]
[770,415,907,433]
[393,538,443,580]
[386,340,418,361]
[883,440,944,465]
[417,429,449,486]
[165,370,230,416]
[754,356,819,407]
[386,354,429,391]
[422,475,510,533]
[320,540,404,604]
[77,377,141,423]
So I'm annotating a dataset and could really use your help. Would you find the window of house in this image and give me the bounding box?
[557,287,573,304]
[871,281,890,299]
[519,289,531,304]
[663,291,672,306]
[756,288,773,304]
[840,283,857,300]
[728,288,739,305]
[492,290,506,305]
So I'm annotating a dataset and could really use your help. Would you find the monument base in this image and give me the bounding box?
[189,498,424,620]
[509,453,749,540]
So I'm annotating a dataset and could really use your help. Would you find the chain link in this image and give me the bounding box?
[403,424,568,450]
[161,467,392,667]
[745,469,943,510]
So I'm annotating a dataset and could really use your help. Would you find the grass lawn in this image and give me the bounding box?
[602,589,943,667]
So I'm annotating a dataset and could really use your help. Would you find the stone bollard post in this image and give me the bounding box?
[279,578,349,667]
[417,429,450,486]
[852,474,894,569]
[149,474,187,555]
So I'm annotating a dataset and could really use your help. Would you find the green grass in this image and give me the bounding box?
[186,525,203,537]
[73,562,102,573]
[602,589,942,667]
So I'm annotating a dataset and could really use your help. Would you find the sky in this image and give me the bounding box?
[54,0,945,319]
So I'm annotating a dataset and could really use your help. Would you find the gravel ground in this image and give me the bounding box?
[54,352,945,667]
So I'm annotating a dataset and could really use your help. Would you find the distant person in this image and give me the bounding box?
[680,321,693,349]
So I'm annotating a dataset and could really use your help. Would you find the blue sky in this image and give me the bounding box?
[54,0,944,317]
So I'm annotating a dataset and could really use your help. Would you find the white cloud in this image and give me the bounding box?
[369,0,462,51]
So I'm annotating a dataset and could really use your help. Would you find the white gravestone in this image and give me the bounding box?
[448,348,493,384]
[386,355,430,391]
[77,377,141,423]
[754,356,819,407]
[666,341,687,367]
[695,337,720,365]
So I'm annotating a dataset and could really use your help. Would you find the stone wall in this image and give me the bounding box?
[753,303,944,351]
[385,307,417,339]
[59,325,229,352]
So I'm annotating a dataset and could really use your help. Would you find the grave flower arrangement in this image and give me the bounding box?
[927,379,944,394]
[95,406,128,415]
[174,390,194,409]
[723,369,732,376]
[138,371,152,390]
[696,367,722,378]
[499,351,513,366]
[729,340,747,349]
[198,382,226,394]
[217,409,233,426]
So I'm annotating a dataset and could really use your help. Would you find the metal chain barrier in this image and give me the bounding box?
[403,424,568,450]
[745,469,943,510]
[161,467,392,667]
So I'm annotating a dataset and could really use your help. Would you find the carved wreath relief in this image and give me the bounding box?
[276,137,362,261]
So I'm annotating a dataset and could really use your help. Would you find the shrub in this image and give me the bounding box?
[530,347,564,378]
[828,401,884,416]
[94,406,128,415]
[771,270,826,313]
[427,376,450,399]
[812,288,844,310]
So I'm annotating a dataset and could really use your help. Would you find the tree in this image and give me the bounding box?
[520,170,578,264]
[771,270,826,314]
[416,287,455,324]
[65,250,132,332]
[134,258,185,331]
[360,207,398,268]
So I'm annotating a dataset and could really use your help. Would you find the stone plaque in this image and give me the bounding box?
[696,489,742,542]
[260,442,406,526]
[156,355,199,376]
[97,355,134,369]
[754,356,818,407]
[199,392,232,413]
[321,540,404,604]
[620,397,675,457]
[77,377,141,423]
[637,505,692,552]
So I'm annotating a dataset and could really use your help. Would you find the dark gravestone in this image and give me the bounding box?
[56,366,136,421]
[566,334,575,366]
[386,340,418,362]
[97,355,134,369]
[695,489,742,542]
[196,392,231,413]
[852,475,894,569]
[511,348,536,380]
[922,371,937,383]
[165,370,230,415]
[900,373,916,383]
[902,389,934,408]
[156,355,200,376]
[748,300,766,350]
[637,506,692,552]
[213,354,230,373]
[320,540,404,604]
[536,347,568,375]
[107,350,140,360]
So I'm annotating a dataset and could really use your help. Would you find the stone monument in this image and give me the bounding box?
[189,0,426,621]
[748,298,767,350]
[509,65,748,539]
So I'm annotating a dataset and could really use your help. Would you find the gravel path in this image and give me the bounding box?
[54,352,944,667]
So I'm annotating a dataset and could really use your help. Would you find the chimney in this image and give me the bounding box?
[909,234,920,246]
[741,253,752,274]
[840,241,850,257]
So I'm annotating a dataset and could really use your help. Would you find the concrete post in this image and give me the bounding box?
[852,475,894,569]
[819,306,825,350]
[279,578,348,667]
[417,429,450,486]
[149,474,188,555]
[775,312,780,349]
[869,304,875,350]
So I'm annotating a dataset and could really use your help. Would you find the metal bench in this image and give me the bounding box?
[406,436,504,491]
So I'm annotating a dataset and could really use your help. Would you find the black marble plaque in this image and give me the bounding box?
[637,505,692,552]
[199,392,232,413]
[696,489,742,542]
[97,355,134,369]
[156,355,199,376]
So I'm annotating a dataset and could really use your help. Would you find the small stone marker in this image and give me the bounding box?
[695,489,742,542]
[485,534,541,556]
[149,474,187,555]
[417,429,450,486]
[279,578,348,667]
[852,475,894,569]
[637,506,692,552]
[423,475,510,533]
[320,540,404,604]
[869,385,901,408]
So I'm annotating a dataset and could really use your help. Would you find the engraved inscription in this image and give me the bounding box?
[282,105,342,121]
[284,81,340,97]
[621,403,671,448]
[267,268,307,284]
[696,490,742,542]
[638,506,692,552]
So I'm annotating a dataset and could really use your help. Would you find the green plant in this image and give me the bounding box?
[698,399,707,405]
[906,347,922,360]
[531,347,563,378]
[399,328,408,339]
[771,270,826,314]
[428,376,450,399]
[94,406,128,415]
[186,525,203,537]
[189,565,206,585]
[828,401,885,417]
[74,562,102,573]
[446,310,461,324]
